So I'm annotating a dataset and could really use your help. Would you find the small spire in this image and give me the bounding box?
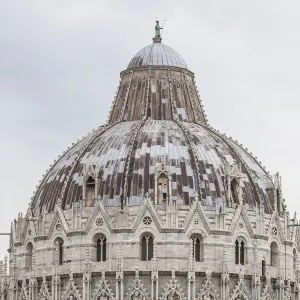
[153,21,163,43]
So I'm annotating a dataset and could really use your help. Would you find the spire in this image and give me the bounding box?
[153,21,163,43]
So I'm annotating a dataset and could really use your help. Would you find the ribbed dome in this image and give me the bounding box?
[31,120,274,216]
[128,42,187,69]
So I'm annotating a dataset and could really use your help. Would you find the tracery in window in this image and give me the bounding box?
[141,233,153,261]
[54,237,64,266]
[191,234,203,262]
[235,238,245,265]
[96,235,107,262]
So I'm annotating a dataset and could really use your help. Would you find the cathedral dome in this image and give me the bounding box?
[30,25,276,217]
[32,119,274,216]
[128,42,187,69]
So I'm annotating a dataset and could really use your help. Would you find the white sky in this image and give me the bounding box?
[1,0,300,257]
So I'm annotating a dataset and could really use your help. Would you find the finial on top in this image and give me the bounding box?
[153,21,164,43]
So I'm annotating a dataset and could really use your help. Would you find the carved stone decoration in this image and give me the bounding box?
[260,274,275,300]
[62,269,82,300]
[229,268,251,300]
[196,267,220,300]
[154,156,172,205]
[159,267,186,300]
[124,267,149,300]
[19,277,29,300]
[92,268,115,300]
[38,271,51,300]
[283,281,294,300]
[225,161,245,205]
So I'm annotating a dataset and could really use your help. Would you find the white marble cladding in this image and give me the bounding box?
[5,196,300,300]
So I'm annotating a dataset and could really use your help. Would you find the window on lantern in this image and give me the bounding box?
[270,242,278,267]
[26,242,33,270]
[235,238,245,265]
[231,178,239,204]
[157,174,169,203]
[86,176,95,203]
[191,234,203,262]
[96,235,107,262]
[141,233,154,261]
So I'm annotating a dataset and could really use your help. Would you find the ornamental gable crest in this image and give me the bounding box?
[38,272,51,300]
[62,270,82,300]
[154,156,171,178]
[84,199,112,233]
[92,268,115,300]
[159,267,186,300]
[196,267,220,300]
[260,274,275,300]
[124,268,149,300]
[230,268,250,300]
[82,161,101,179]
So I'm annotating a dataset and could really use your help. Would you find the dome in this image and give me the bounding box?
[6,24,295,299]
[128,42,187,69]
[32,119,274,215]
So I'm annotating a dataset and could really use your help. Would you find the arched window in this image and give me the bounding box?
[96,235,106,262]
[191,234,204,262]
[231,178,239,204]
[141,234,153,261]
[270,241,278,267]
[54,238,64,265]
[235,238,245,265]
[25,242,33,270]
[262,259,266,276]
[157,174,169,204]
[86,176,95,203]
[293,249,297,271]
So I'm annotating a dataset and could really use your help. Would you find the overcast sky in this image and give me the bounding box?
[1,0,300,257]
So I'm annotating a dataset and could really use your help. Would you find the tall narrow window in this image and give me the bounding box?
[262,260,266,277]
[59,241,64,265]
[96,236,107,262]
[235,238,245,265]
[26,242,33,270]
[231,178,239,203]
[157,174,169,204]
[191,234,203,262]
[235,240,239,264]
[141,234,153,261]
[293,249,297,271]
[86,176,95,203]
[270,242,278,267]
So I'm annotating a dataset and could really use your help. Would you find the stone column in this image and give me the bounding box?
[82,245,91,300]
[221,245,229,300]
[252,243,260,300]
[51,266,60,300]
[187,240,195,300]
[151,243,159,300]
[116,244,124,300]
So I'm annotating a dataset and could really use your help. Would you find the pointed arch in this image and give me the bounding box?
[191,234,204,262]
[234,237,246,265]
[270,241,278,267]
[25,242,33,270]
[141,232,154,261]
